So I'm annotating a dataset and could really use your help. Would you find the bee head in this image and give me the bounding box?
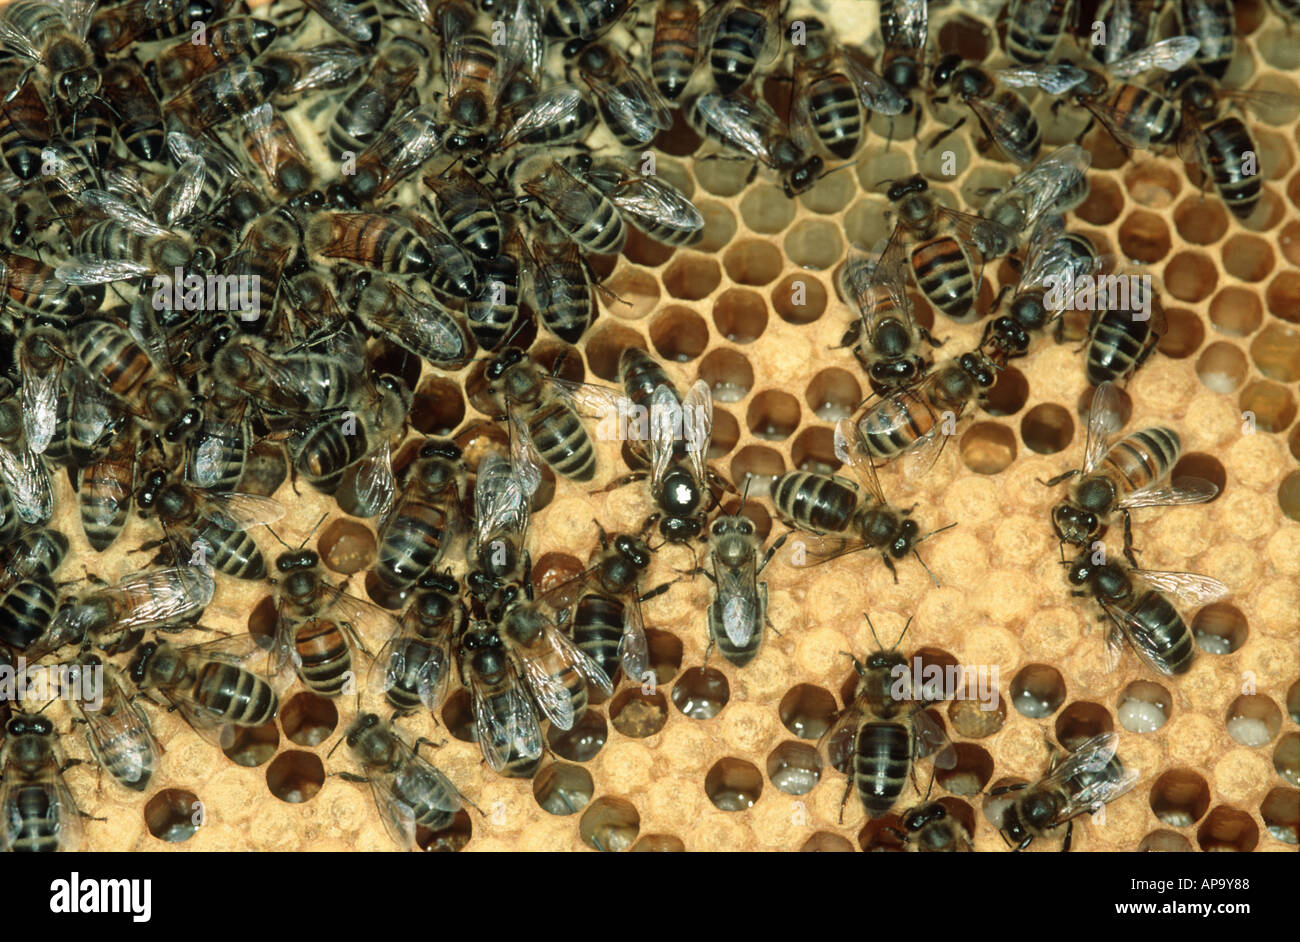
[1051,503,1098,546]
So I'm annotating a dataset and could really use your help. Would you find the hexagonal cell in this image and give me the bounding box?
[654,109,701,156]
[316,519,375,576]
[857,815,907,852]
[650,306,709,362]
[1260,788,1299,845]
[671,666,730,719]
[645,628,684,687]
[532,762,594,816]
[709,408,741,459]
[981,366,1028,417]
[772,272,828,324]
[547,710,608,763]
[935,743,994,796]
[1225,695,1283,747]
[1289,680,1300,724]
[800,831,855,852]
[1137,829,1193,852]
[623,227,675,268]
[631,834,686,852]
[531,339,585,386]
[1171,453,1227,502]
[585,322,648,382]
[724,239,784,287]
[695,199,737,253]
[410,376,466,436]
[854,149,912,193]
[1250,323,1300,382]
[533,552,585,603]
[608,688,668,738]
[1123,162,1181,208]
[740,184,796,234]
[1076,175,1124,226]
[580,796,640,852]
[418,809,471,852]
[1158,307,1205,359]
[729,445,785,499]
[369,338,423,392]
[918,132,970,180]
[1196,806,1259,852]
[1240,188,1286,233]
[280,692,339,747]
[805,368,862,421]
[1010,663,1066,718]
[784,219,842,270]
[947,695,1006,739]
[705,757,763,811]
[1266,272,1300,323]
[145,789,201,843]
[1118,209,1171,263]
[799,169,857,215]
[265,751,325,803]
[791,425,841,473]
[712,287,769,342]
[1239,379,1297,433]
[1118,681,1172,734]
[766,741,821,796]
[1020,403,1074,454]
[221,721,279,768]
[1164,250,1218,302]
[746,390,801,441]
[960,422,1017,474]
[663,253,721,300]
[845,197,894,251]
[1282,471,1300,522]
[1194,341,1248,393]
[1054,701,1113,749]
[698,348,753,402]
[1207,286,1262,338]
[1172,195,1228,246]
[779,683,838,739]
[603,266,662,320]
[1149,769,1211,827]
[1222,233,1275,282]
[1275,733,1300,787]
[442,689,477,743]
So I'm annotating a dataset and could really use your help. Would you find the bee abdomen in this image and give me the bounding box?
[573,594,624,680]
[376,503,450,588]
[196,521,266,580]
[1106,427,1179,491]
[910,237,973,319]
[293,619,352,695]
[771,471,856,534]
[528,402,595,481]
[193,662,278,726]
[855,721,911,818]
[1128,591,1195,675]
[6,785,63,852]
[808,75,861,158]
[1086,306,1156,385]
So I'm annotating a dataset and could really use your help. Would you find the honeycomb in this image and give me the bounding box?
[6,0,1300,852]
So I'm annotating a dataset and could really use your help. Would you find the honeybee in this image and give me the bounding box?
[571,38,672,147]
[375,439,466,591]
[326,37,423,157]
[212,332,362,419]
[1,252,102,323]
[698,506,786,667]
[791,18,907,159]
[976,144,1092,258]
[336,713,469,851]
[464,231,524,350]
[838,246,934,394]
[493,578,613,731]
[67,653,161,792]
[688,91,825,197]
[527,236,598,344]
[163,59,281,133]
[986,732,1138,851]
[820,615,956,820]
[835,348,999,473]
[492,83,598,150]
[651,0,699,103]
[0,377,53,525]
[424,168,502,261]
[437,0,502,151]
[372,570,464,715]
[0,525,66,647]
[1083,280,1165,387]
[1176,0,1234,79]
[0,524,66,597]
[240,102,312,197]
[0,63,53,180]
[456,620,544,776]
[565,154,705,247]
[466,452,534,597]
[154,16,279,95]
[350,272,476,371]
[893,797,974,852]
[929,57,1041,165]
[34,566,215,660]
[0,0,99,105]
[1045,381,1218,564]
[879,0,929,98]
[773,443,947,583]
[88,0,228,53]
[515,159,626,256]
[101,58,164,161]
[0,712,88,852]
[486,347,625,484]
[78,424,136,552]
[1069,546,1228,676]
[1090,0,1163,68]
[304,210,446,280]
[262,41,367,101]
[699,0,779,94]
[129,634,280,746]
[345,103,442,203]
[15,323,61,455]
[1005,0,1076,64]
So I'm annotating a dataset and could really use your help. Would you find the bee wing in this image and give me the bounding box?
[191,491,286,531]
[997,64,1089,95]
[1131,569,1230,607]
[1099,600,1177,676]
[476,453,531,542]
[787,534,872,568]
[911,706,957,769]
[546,374,630,421]
[695,93,778,164]
[351,443,397,519]
[681,379,713,485]
[817,704,864,775]
[1079,97,1156,151]
[470,668,543,773]
[883,0,928,51]
[151,157,206,228]
[317,583,402,653]
[377,627,452,712]
[191,404,248,489]
[1107,37,1201,78]
[966,95,1038,165]
[581,66,672,144]
[1081,381,1124,474]
[367,768,419,852]
[514,633,590,730]
[19,354,61,456]
[498,84,588,149]
[0,445,52,523]
[0,17,44,63]
[54,256,154,286]
[497,0,545,88]
[302,0,377,43]
[1042,732,1139,819]
[647,383,680,492]
[1115,476,1219,511]
[619,593,650,681]
[842,54,909,115]
[507,404,547,497]
[608,177,705,234]
[834,422,889,505]
[715,554,761,647]
[115,567,218,628]
[1009,145,1092,228]
[240,104,305,187]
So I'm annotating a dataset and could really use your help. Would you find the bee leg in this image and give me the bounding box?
[918,324,945,349]
[1121,511,1139,568]
[1062,818,1074,852]
[594,470,648,495]
[638,580,676,604]
[336,772,370,783]
[1038,468,1079,487]
[837,779,853,824]
[882,824,909,846]
[988,782,1028,797]
[880,552,899,584]
[926,116,966,153]
[1072,115,1095,146]
[414,736,449,752]
[756,532,788,576]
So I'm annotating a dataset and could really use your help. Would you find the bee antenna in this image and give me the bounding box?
[917,521,957,545]
[894,615,913,650]
[325,733,347,760]
[265,526,293,550]
[36,698,57,715]
[739,476,752,513]
[913,548,940,588]
[863,611,885,650]
[820,159,857,182]
[300,512,329,549]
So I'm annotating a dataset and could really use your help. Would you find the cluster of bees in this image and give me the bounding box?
[0,0,1286,852]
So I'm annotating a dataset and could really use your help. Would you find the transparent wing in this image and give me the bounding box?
[317,582,402,650]
[1115,476,1219,510]
[394,743,462,815]
[647,384,680,493]
[583,66,671,144]
[498,85,589,149]
[470,668,542,772]
[1132,569,1229,606]
[55,256,154,285]
[351,444,397,519]
[609,177,704,233]
[0,15,44,62]
[913,706,957,770]
[19,355,60,455]
[715,554,760,647]
[696,93,778,164]
[681,379,712,485]
[302,0,376,43]
[0,445,52,523]
[883,0,928,52]
[1108,37,1201,78]
[151,157,206,228]
[474,453,530,549]
[844,55,909,115]
[1041,732,1139,820]
[1081,381,1124,473]
[619,594,649,681]
[73,188,167,238]
[547,374,630,421]
[967,95,1039,165]
[192,491,286,531]
[368,770,419,851]
[117,567,217,628]
[997,64,1089,94]
[817,704,864,775]
[507,404,546,494]
[1079,97,1156,151]
[275,43,368,94]
[371,625,452,713]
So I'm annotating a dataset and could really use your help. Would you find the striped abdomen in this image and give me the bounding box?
[192,661,278,726]
[1006,0,1073,64]
[1200,117,1259,220]
[392,763,457,830]
[708,589,765,667]
[376,499,450,588]
[709,9,766,93]
[806,73,862,159]
[651,1,699,102]
[383,637,447,714]
[1124,590,1194,675]
[292,618,353,696]
[572,594,625,681]
[853,387,938,461]
[0,68,51,180]
[854,721,911,818]
[771,471,858,535]
[620,348,675,413]
[910,236,975,320]
[0,576,59,649]
[196,520,266,580]
[4,785,65,852]
[433,187,501,260]
[73,321,153,402]
[1086,305,1157,385]
[1100,427,1179,497]
[1101,84,1180,147]
[78,441,133,551]
[569,196,625,256]
[526,400,595,481]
